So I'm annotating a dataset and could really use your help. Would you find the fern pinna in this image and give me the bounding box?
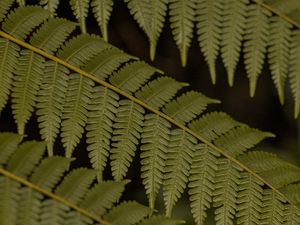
[1,2,300,225]
[0,132,181,225]
[36,0,300,117]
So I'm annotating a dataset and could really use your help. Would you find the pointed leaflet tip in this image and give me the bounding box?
[209,64,217,85]
[294,103,300,119]
[150,41,157,61]
[180,49,187,67]
[228,71,235,87]
[249,81,257,98]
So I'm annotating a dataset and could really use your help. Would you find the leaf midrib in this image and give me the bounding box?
[0,167,111,225]
[0,29,295,208]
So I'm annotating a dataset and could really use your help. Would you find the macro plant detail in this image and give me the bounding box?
[0,1,300,225]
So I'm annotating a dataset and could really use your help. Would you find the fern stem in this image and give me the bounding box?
[0,29,294,208]
[252,0,300,29]
[0,168,112,225]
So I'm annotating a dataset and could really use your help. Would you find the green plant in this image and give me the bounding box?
[1,1,300,225]
[37,0,300,117]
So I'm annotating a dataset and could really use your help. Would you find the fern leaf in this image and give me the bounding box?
[61,74,94,157]
[213,126,274,157]
[188,145,219,225]
[111,100,144,181]
[16,0,25,7]
[280,184,300,205]
[30,156,72,191]
[124,0,168,60]
[135,77,188,109]
[213,159,240,225]
[163,129,197,217]
[196,0,222,84]
[188,112,241,142]
[163,91,220,124]
[238,151,298,174]
[31,18,77,54]
[0,133,21,165]
[40,0,60,15]
[284,204,300,225]
[244,5,270,97]
[87,86,119,180]
[0,0,13,22]
[58,34,110,67]
[140,114,171,210]
[3,7,50,40]
[236,173,263,225]
[16,188,42,225]
[109,61,158,94]
[70,0,90,33]
[6,141,45,177]
[138,215,185,225]
[103,201,150,225]
[40,199,69,225]
[268,17,292,104]
[259,166,300,189]
[261,189,285,225]
[0,178,20,225]
[169,0,195,66]
[66,211,93,225]
[220,0,248,86]
[91,0,113,41]
[0,6,49,114]
[11,49,45,135]
[0,38,19,112]
[55,168,96,204]
[289,30,300,118]
[80,180,128,216]
[84,48,134,80]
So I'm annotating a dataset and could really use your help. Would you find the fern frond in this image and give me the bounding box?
[109,61,158,94]
[0,133,175,225]
[163,91,220,124]
[163,129,197,216]
[91,0,114,41]
[261,189,285,225]
[61,74,94,157]
[169,0,195,66]
[40,0,60,15]
[213,159,241,225]
[141,114,171,210]
[111,100,144,181]
[0,132,21,165]
[213,126,275,157]
[124,0,168,60]
[188,112,241,142]
[0,0,13,22]
[236,173,263,225]
[289,30,300,118]
[284,204,300,225]
[87,86,119,180]
[55,168,96,204]
[135,77,188,110]
[70,0,89,33]
[268,17,292,104]
[103,201,150,225]
[220,0,248,86]
[243,5,270,97]
[195,0,222,84]
[188,145,219,225]
[80,180,128,216]
[0,177,19,225]
[0,6,49,114]
[280,184,300,205]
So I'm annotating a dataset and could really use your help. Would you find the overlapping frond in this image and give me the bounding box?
[16,0,300,116]
[91,0,114,41]
[0,132,179,225]
[1,4,300,225]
